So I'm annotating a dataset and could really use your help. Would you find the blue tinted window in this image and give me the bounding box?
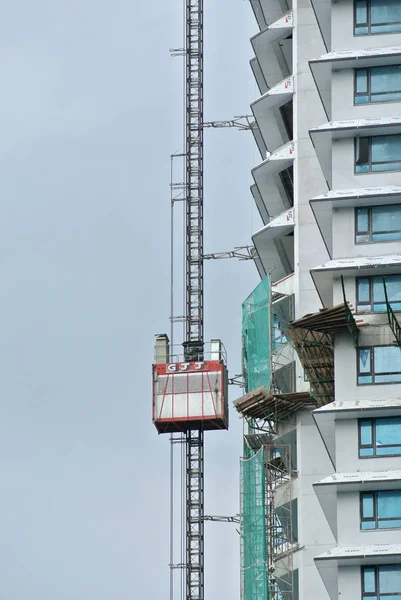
[356,205,401,244]
[363,567,376,593]
[355,0,401,34]
[360,420,373,445]
[355,136,401,174]
[379,565,401,593]
[359,417,401,457]
[356,65,401,104]
[361,491,401,530]
[357,275,401,313]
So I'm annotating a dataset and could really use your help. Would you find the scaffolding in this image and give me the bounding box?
[265,443,296,600]
[242,276,272,394]
[288,299,367,406]
[240,444,268,600]
[236,388,315,600]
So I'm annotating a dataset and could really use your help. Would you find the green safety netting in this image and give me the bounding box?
[242,275,272,393]
[240,444,268,600]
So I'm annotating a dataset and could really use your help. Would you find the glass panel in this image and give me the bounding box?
[371,66,401,95]
[356,95,369,104]
[375,374,401,383]
[376,445,401,455]
[360,447,374,456]
[359,348,372,373]
[377,491,401,518]
[363,567,376,593]
[361,492,375,518]
[372,23,401,32]
[374,347,401,375]
[358,278,371,303]
[371,0,401,24]
[357,233,371,243]
[372,136,401,165]
[379,518,401,528]
[379,565,401,593]
[356,69,368,93]
[362,520,376,529]
[357,208,369,233]
[355,0,368,23]
[373,232,401,242]
[360,420,373,445]
[376,417,401,445]
[373,275,401,305]
[372,161,401,172]
[372,92,401,103]
[359,375,373,384]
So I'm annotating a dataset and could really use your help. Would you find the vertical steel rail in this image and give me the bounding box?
[185,0,203,346]
[186,429,204,600]
[185,2,204,600]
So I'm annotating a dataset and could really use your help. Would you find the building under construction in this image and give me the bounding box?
[235,1,401,600]
[153,0,401,600]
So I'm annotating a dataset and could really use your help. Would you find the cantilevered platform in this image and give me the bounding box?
[234,386,315,422]
[288,302,366,405]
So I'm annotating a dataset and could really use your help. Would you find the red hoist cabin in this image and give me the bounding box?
[152,335,229,434]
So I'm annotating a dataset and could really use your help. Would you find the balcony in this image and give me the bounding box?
[251,76,293,153]
[252,207,295,281]
[310,46,401,119]
[310,185,401,258]
[251,11,293,90]
[310,254,401,307]
[310,116,401,187]
[251,56,269,95]
[312,397,401,468]
[252,140,295,219]
[315,544,401,600]
[314,469,401,539]
[250,0,291,31]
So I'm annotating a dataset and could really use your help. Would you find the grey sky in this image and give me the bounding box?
[0,2,259,598]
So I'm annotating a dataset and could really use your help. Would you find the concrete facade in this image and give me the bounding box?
[247,0,401,599]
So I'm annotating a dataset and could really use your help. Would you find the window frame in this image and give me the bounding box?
[357,345,401,385]
[355,135,401,174]
[358,417,401,457]
[361,565,401,600]
[354,66,401,105]
[355,205,401,244]
[356,275,401,313]
[354,0,401,36]
[360,490,401,529]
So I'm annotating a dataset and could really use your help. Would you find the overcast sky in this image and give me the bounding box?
[0,2,259,598]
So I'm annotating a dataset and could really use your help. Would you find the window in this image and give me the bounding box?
[355,66,401,104]
[273,315,287,350]
[355,135,401,173]
[358,345,401,384]
[360,491,401,528]
[356,205,401,243]
[362,565,401,600]
[279,166,294,208]
[356,275,401,312]
[355,0,401,35]
[359,417,401,456]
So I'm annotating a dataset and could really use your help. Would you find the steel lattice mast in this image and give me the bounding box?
[184,2,204,600]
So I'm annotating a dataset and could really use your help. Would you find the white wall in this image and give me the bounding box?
[338,566,362,600]
[296,409,334,600]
